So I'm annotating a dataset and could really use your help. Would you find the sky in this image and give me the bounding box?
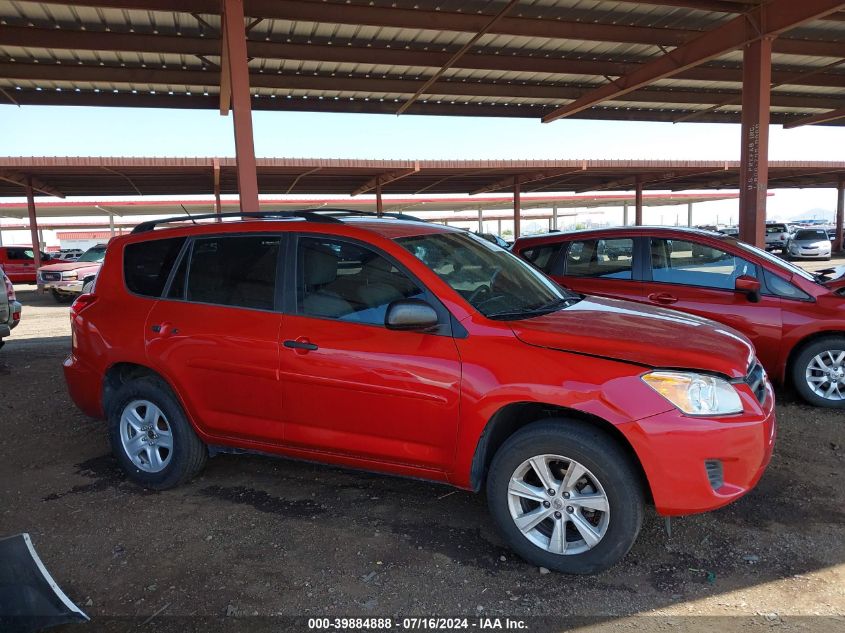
[1,104,843,241]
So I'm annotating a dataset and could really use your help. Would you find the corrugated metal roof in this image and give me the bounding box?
[0,156,843,199]
[0,0,843,125]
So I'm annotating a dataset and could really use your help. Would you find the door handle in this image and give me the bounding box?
[283,338,318,352]
[151,323,179,337]
[648,292,678,305]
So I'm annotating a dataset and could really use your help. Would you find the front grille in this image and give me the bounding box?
[41,271,61,282]
[745,359,767,405]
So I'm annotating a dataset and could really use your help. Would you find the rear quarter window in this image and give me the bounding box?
[124,237,187,298]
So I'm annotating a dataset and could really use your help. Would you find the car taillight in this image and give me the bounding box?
[70,293,98,319]
[780,235,786,240]
[12,311,20,321]
[5,279,14,301]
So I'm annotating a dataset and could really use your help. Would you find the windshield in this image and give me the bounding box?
[732,239,816,282]
[78,246,107,263]
[795,229,829,241]
[397,231,576,319]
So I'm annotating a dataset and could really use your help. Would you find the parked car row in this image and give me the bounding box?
[513,226,845,408]
[64,210,777,575]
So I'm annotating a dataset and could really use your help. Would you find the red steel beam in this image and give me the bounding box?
[351,165,420,196]
[674,57,845,124]
[541,0,845,124]
[222,0,259,213]
[396,0,518,115]
[783,106,845,129]
[0,169,65,198]
[471,168,585,195]
[6,61,845,104]
[738,38,772,249]
[835,178,845,253]
[212,158,222,221]
[24,176,42,271]
[635,180,644,226]
[513,179,521,239]
[8,61,845,109]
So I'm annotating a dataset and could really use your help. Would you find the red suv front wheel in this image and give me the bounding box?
[486,419,644,574]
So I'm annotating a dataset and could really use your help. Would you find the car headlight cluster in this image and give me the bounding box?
[642,371,743,416]
[61,271,78,280]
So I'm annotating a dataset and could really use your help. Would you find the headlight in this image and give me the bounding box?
[642,371,743,416]
[61,271,78,280]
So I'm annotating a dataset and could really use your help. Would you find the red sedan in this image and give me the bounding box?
[513,227,845,408]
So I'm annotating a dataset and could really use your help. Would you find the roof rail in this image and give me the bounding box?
[317,209,425,223]
[131,210,344,234]
[131,208,425,234]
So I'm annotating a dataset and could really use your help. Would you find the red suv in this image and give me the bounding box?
[513,227,845,408]
[64,212,775,574]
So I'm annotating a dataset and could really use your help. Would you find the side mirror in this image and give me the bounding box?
[385,299,439,332]
[735,274,761,303]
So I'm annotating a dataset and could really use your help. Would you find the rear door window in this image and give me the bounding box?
[649,239,756,290]
[186,235,280,311]
[519,244,562,274]
[125,237,186,298]
[6,248,34,261]
[563,238,634,279]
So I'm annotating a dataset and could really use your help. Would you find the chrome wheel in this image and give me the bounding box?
[805,349,845,402]
[119,399,174,473]
[507,454,610,556]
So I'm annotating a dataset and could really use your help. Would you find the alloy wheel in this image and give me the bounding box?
[506,454,610,556]
[119,399,174,473]
[805,349,845,402]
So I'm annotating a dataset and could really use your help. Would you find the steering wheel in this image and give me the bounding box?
[468,284,491,304]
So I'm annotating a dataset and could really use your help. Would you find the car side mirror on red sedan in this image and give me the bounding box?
[385,299,440,332]
[735,274,762,303]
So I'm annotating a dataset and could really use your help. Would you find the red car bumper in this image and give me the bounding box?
[625,382,776,516]
[63,353,105,419]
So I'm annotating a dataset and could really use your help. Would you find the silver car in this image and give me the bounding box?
[786,228,833,261]
[0,266,22,350]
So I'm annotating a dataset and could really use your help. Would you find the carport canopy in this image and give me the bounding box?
[1,0,845,261]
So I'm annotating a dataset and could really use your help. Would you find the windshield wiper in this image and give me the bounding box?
[486,297,578,320]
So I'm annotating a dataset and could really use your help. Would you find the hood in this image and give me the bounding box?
[509,296,754,379]
[38,260,102,273]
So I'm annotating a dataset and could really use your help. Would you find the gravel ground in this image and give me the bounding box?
[1,271,844,632]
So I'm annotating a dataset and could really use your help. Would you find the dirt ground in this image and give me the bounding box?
[1,267,844,631]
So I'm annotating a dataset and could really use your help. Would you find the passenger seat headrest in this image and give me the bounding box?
[304,247,339,286]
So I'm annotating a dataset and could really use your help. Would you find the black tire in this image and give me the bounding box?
[791,336,845,408]
[486,419,644,574]
[51,289,73,304]
[82,279,95,294]
[108,377,208,489]
[0,340,5,350]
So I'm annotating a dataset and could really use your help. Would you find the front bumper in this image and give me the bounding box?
[38,279,83,294]
[626,380,776,516]
[789,248,831,259]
